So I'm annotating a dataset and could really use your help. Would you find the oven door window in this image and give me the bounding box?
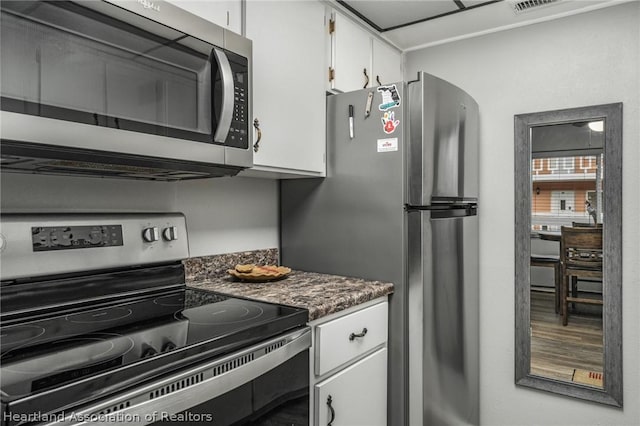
[0,1,223,144]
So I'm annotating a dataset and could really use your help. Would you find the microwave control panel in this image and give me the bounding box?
[227,52,249,149]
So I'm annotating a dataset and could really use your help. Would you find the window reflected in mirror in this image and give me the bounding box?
[529,120,604,388]
[531,154,603,230]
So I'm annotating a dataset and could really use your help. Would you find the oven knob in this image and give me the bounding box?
[142,227,159,243]
[162,226,178,241]
[141,344,157,358]
[162,341,177,352]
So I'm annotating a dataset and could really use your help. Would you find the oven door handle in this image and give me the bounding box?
[212,47,235,144]
[44,327,311,426]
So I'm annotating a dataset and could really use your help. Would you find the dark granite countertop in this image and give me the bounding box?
[184,250,394,321]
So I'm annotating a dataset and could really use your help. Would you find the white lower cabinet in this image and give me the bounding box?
[315,348,387,426]
[309,298,388,426]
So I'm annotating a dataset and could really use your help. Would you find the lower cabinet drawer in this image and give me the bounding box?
[314,302,388,376]
[314,348,387,426]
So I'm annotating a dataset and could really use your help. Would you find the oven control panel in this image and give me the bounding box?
[0,213,189,281]
[32,225,124,251]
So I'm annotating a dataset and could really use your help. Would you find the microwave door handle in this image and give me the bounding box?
[212,48,235,143]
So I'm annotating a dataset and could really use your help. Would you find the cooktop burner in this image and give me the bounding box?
[153,292,187,307]
[182,300,265,325]
[2,333,135,376]
[0,288,308,408]
[66,307,133,323]
[0,325,46,347]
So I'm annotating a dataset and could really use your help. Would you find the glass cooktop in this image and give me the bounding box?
[0,288,308,406]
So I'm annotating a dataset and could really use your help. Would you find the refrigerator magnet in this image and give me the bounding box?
[381,111,400,134]
[377,138,398,153]
[377,84,401,111]
[365,92,374,118]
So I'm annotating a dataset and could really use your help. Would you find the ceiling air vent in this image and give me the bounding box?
[508,0,562,14]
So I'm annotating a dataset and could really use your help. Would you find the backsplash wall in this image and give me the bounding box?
[0,173,279,257]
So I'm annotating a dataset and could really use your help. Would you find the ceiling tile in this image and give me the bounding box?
[382,0,622,50]
[460,0,500,6]
[340,0,461,31]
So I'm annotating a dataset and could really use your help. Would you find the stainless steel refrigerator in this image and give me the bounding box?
[280,72,479,426]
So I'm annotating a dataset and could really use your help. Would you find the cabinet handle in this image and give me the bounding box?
[376,75,382,86]
[327,395,335,426]
[363,68,369,89]
[253,118,262,153]
[349,327,368,341]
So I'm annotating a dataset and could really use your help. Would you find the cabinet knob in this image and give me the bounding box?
[327,395,335,426]
[349,327,368,341]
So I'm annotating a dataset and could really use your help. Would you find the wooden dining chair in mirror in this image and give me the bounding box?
[560,225,603,327]
[514,103,622,407]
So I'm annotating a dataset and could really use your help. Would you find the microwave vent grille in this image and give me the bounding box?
[0,142,240,181]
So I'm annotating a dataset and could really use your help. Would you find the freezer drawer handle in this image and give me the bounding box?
[349,327,368,341]
[327,395,336,425]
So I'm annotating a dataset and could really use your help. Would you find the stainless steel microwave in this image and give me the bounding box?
[0,0,252,180]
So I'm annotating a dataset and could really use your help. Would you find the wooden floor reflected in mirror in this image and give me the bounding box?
[530,290,603,388]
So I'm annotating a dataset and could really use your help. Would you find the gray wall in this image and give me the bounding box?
[405,3,639,425]
[0,173,279,257]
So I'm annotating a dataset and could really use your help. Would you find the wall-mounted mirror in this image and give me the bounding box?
[514,103,622,406]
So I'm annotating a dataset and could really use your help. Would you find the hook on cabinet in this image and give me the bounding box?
[376,75,382,86]
[363,68,369,89]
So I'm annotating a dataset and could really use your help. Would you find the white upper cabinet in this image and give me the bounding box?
[372,38,403,87]
[328,10,402,93]
[329,11,372,93]
[245,0,327,177]
[165,0,241,34]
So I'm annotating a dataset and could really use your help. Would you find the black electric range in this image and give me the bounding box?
[0,214,310,426]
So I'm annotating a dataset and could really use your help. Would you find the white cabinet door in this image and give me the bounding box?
[165,0,241,34]
[315,348,387,426]
[246,1,326,177]
[372,38,402,87]
[330,11,372,93]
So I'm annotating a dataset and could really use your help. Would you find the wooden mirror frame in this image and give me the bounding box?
[514,103,623,406]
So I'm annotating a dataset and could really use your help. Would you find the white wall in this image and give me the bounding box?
[405,3,639,425]
[0,173,279,257]
[175,177,279,257]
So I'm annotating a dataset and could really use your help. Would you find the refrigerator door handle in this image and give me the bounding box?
[431,196,478,204]
[405,203,477,218]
